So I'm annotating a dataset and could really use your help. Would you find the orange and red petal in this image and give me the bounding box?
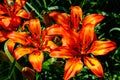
[13,47,35,60]
[44,24,79,46]
[70,6,82,31]
[82,14,104,26]
[43,41,58,51]
[88,40,116,55]
[0,16,21,30]
[11,17,21,27]
[14,0,27,12]
[79,24,95,50]
[0,30,9,42]
[61,29,79,47]
[29,51,44,72]
[84,56,104,77]
[0,17,12,30]
[15,0,27,6]
[64,58,83,80]
[0,4,8,15]
[7,31,31,45]
[22,21,29,31]
[16,9,30,19]
[50,46,77,58]
[45,24,63,36]
[29,19,41,41]
[49,11,70,28]
[7,39,15,53]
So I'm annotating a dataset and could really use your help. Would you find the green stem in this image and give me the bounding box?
[68,0,72,5]
[81,0,86,8]
[4,40,23,71]
[23,6,30,13]
[43,0,47,8]
[26,2,42,19]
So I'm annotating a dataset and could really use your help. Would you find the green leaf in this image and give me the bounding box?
[42,58,57,70]
[4,40,23,71]
[109,27,120,33]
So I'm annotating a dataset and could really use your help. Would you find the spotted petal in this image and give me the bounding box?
[22,19,41,42]
[29,51,44,72]
[88,41,116,55]
[45,24,63,36]
[50,46,77,58]
[82,14,104,26]
[84,56,104,77]
[45,24,79,46]
[16,9,30,19]
[64,58,83,80]
[7,31,31,45]
[44,41,58,51]
[49,11,70,28]
[70,6,82,31]
[79,24,95,51]
[14,47,34,60]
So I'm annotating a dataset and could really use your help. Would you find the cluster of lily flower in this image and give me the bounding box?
[0,0,116,80]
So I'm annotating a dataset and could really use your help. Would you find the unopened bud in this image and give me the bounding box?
[22,67,35,80]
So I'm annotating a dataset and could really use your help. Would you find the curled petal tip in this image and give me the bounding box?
[82,14,104,26]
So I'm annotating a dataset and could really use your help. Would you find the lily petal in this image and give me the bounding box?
[50,46,77,58]
[22,21,29,31]
[7,39,15,53]
[29,51,44,72]
[45,24,63,36]
[70,6,82,31]
[62,30,79,46]
[45,24,79,46]
[0,5,8,15]
[7,31,31,45]
[14,0,27,12]
[64,58,83,80]
[0,17,12,30]
[0,16,21,30]
[88,41,116,55]
[44,41,58,51]
[29,19,41,41]
[16,9,30,19]
[11,16,21,28]
[79,24,95,50]
[0,30,9,42]
[14,47,34,60]
[49,11,70,28]
[82,14,104,26]
[84,56,104,77]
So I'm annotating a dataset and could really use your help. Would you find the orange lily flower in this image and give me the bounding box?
[7,19,53,72]
[0,0,30,30]
[44,6,116,80]
[0,0,30,42]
